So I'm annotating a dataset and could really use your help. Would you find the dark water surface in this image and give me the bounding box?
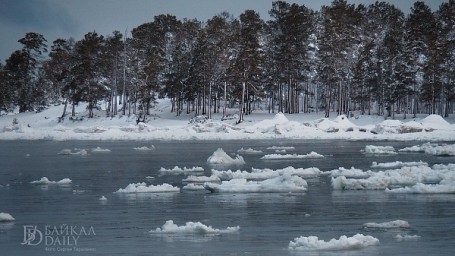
[0,140,454,255]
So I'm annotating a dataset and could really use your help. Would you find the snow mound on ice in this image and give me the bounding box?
[115,182,180,193]
[326,167,372,178]
[0,212,15,222]
[363,145,397,154]
[260,151,324,160]
[421,114,454,130]
[207,148,245,165]
[30,177,72,185]
[150,220,239,234]
[212,167,321,181]
[204,175,307,193]
[159,166,204,175]
[363,220,410,229]
[288,234,379,251]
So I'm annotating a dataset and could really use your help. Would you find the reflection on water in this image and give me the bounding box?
[0,140,454,255]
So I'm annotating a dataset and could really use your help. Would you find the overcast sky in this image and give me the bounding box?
[0,0,447,62]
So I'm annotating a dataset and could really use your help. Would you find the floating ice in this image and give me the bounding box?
[159,166,204,175]
[58,148,88,156]
[260,151,324,160]
[182,184,206,191]
[363,220,410,228]
[288,234,379,251]
[212,167,321,181]
[267,146,295,150]
[99,196,107,201]
[0,212,15,222]
[150,220,239,234]
[386,183,455,194]
[325,167,372,178]
[204,175,308,193]
[395,234,421,241]
[30,177,72,185]
[371,161,428,168]
[400,143,455,156]
[182,175,220,183]
[237,148,263,154]
[207,148,245,165]
[115,182,180,193]
[363,145,397,154]
[133,145,155,151]
[91,147,111,153]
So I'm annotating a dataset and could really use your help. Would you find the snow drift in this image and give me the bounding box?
[0,212,15,222]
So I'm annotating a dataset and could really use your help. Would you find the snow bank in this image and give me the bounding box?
[115,182,180,193]
[150,220,239,234]
[0,212,15,222]
[212,167,322,181]
[331,165,447,190]
[371,161,428,168]
[260,151,324,160]
[158,166,204,175]
[399,143,455,156]
[288,234,379,251]
[30,177,72,185]
[363,145,397,154]
[363,220,410,229]
[207,148,245,165]
[421,114,454,130]
[244,113,303,134]
[58,148,88,156]
[204,175,308,193]
[314,115,357,132]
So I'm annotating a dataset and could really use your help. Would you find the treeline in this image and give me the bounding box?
[1,0,454,121]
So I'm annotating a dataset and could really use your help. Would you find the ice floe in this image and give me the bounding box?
[363,145,397,154]
[58,148,88,156]
[288,234,379,251]
[212,167,322,181]
[399,142,455,156]
[30,177,72,185]
[91,147,111,153]
[182,184,206,191]
[0,212,15,222]
[267,146,295,150]
[133,145,155,151]
[363,220,410,229]
[207,148,245,165]
[260,151,324,160]
[99,196,107,201]
[149,220,239,234]
[237,148,263,154]
[386,183,455,194]
[204,175,308,193]
[182,175,220,183]
[115,182,180,193]
[158,166,205,176]
[395,234,421,241]
[371,161,428,168]
[325,167,372,178]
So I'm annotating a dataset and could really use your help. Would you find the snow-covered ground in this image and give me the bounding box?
[1,99,454,141]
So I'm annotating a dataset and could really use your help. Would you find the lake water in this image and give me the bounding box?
[0,140,454,255]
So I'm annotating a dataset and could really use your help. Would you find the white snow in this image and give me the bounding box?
[133,145,155,151]
[115,182,180,193]
[207,148,245,165]
[182,184,206,191]
[260,151,324,160]
[363,145,397,154]
[99,196,107,201]
[0,101,454,141]
[182,175,220,183]
[0,212,15,222]
[158,166,204,175]
[288,234,379,251]
[149,220,239,234]
[325,167,372,178]
[30,177,72,185]
[204,175,308,193]
[386,183,455,194]
[58,148,88,156]
[267,146,295,150]
[363,220,410,229]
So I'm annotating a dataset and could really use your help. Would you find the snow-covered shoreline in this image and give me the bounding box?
[1,101,454,141]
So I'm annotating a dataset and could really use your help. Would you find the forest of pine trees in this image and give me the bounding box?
[1,0,455,121]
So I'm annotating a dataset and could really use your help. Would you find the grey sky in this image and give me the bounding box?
[0,0,447,62]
